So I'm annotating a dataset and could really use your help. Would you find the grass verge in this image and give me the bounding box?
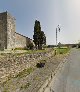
[55,47,70,55]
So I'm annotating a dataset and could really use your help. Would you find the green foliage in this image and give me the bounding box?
[58,42,62,48]
[24,49,46,54]
[55,47,70,55]
[33,20,41,46]
[3,90,9,92]
[27,43,34,50]
[40,31,46,45]
[15,67,34,78]
[14,47,27,50]
[33,20,46,49]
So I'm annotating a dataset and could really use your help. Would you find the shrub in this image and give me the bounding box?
[27,43,34,50]
[36,62,45,68]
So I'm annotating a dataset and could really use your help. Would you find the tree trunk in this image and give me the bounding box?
[38,44,42,50]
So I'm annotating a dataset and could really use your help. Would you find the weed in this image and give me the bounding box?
[15,67,34,78]
[20,82,31,90]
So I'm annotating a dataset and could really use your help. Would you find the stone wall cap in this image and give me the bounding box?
[15,32,33,41]
[0,11,16,20]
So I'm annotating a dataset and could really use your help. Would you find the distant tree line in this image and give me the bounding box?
[33,20,46,50]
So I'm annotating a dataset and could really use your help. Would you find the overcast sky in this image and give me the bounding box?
[0,0,80,45]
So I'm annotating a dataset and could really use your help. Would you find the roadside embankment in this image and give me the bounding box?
[0,49,54,83]
[0,48,70,92]
[38,52,70,92]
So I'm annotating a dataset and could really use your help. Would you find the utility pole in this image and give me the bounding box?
[56,25,61,47]
[56,28,57,46]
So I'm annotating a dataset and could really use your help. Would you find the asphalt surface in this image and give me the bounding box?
[44,49,80,92]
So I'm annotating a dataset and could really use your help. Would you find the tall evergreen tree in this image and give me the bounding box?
[33,20,46,49]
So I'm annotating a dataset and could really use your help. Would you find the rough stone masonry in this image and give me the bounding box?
[0,11,33,50]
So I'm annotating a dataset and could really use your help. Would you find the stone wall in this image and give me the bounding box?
[0,11,15,50]
[15,32,27,48]
[0,50,54,83]
[7,12,15,49]
[0,11,33,50]
[15,32,33,49]
[0,12,7,50]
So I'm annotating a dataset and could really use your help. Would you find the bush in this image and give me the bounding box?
[36,62,45,68]
[27,43,34,50]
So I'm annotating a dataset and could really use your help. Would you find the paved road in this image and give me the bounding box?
[44,49,80,92]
